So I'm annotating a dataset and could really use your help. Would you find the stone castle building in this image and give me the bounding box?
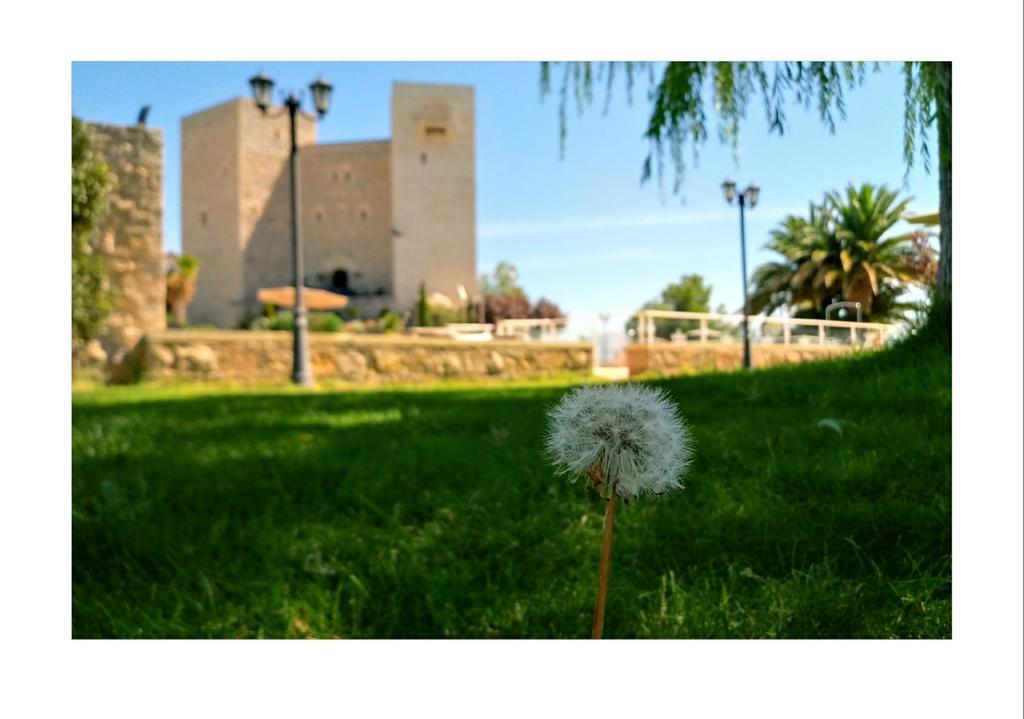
[182,82,476,327]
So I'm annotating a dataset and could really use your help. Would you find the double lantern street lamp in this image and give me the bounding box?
[721,180,760,370]
[248,72,334,386]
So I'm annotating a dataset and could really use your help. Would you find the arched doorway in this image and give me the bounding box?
[331,269,350,295]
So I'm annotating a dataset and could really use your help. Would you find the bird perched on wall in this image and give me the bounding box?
[136,105,151,126]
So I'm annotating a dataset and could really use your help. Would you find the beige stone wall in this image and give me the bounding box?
[181,100,244,328]
[126,331,592,384]
[301,141,393,301]
[86,121,166,356]
[391,83,476,314]
[627,342,863,375]
[239,99,316,320]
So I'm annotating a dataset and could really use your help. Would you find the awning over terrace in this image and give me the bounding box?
[257,286,349,311]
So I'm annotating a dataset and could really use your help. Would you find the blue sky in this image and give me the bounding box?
[71,61,938,339]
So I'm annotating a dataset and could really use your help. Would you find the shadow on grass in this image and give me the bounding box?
[72,346,951,638]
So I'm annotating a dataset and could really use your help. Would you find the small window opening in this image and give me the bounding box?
[421,152,428,164]
[424,125,447,138]
[200,212,208,226]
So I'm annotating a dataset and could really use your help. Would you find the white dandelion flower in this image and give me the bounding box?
[545,383,694,638]
[545,383,693,500]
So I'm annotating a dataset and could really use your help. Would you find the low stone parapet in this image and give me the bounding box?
[113,330,593,384]
[626,342,862,376]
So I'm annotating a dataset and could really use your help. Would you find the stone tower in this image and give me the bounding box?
[390,82,476,312]
[181,82,476,328]
[181,98,316,328]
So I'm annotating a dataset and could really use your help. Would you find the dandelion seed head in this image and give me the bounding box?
[545,384,693,499]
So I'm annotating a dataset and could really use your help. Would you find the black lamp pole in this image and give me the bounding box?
[249,73,333,386]
[722,180,760,370]
[737,192,752,370]
[284,94,311,386]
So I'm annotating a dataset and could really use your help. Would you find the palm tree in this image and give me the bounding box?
[166,254,201,328]
[749,203,838,317]
[749,183,929,321]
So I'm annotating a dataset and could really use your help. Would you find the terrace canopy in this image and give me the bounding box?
[257,286,349,311]
[905,210,939,226]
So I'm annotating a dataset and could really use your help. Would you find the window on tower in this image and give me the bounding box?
[422,123,450,145]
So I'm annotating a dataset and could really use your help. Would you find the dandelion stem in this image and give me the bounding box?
[591,489,618,639]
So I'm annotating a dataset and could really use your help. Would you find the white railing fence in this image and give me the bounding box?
[409,323,494,341]
[631,310,898,349]
[406,318,570,342]
[494,317,567,341]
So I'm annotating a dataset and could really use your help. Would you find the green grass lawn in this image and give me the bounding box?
[72,337,951,638]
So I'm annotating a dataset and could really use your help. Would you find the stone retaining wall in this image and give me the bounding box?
[627,342,862,375]
[116,330,593,384]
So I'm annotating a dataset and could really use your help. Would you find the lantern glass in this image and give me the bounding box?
[745,184,760,208]
[721,179,737,204]
[309,76,333,117]
[249,72,274,111]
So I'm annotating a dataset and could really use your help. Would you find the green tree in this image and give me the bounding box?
[479,260,523,296]
[661,273,712,313]
[480,261,532,323]
[72,117,113,354]
[478,261,570,325]
[749,183,928,321]
[540,61,952,304]
[626,274,713,339]
[417,282,429,327]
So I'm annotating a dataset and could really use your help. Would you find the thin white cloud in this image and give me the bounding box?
[504,247,659,269]
[478,206,797,239]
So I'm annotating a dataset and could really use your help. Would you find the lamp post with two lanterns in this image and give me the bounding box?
[248,71,334,386]
[721,180,760,370]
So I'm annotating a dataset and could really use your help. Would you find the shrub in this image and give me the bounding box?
[260,311,295,331]
[308,312,343,333]
[72,117,113,354]
[379,311,405,333]
[484,291,531,324]
[250,311,343,332]
[428,303,462,327]
[166,253,201,328]
[530,297,566,319]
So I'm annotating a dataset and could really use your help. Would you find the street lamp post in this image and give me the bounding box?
[722,180,760,370]
[598,312,611,365]
[249,72,333,386]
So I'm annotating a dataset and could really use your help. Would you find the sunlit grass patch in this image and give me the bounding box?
[72,337,950,638]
